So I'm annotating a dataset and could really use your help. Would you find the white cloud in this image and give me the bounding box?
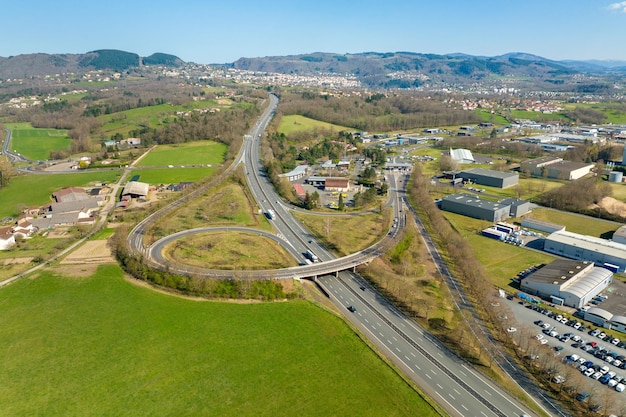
[607,1,626,12]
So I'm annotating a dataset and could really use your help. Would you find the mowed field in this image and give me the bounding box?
[443,212,556,290]
[137,141,227,167]
[278,115,353,136]
[6,123,71,161]
[128,167,215,184]
[0,265,437,417]
[0,171,120,218]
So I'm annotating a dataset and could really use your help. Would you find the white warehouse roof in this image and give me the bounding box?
[562,267,612,299]
[586,307,613,321]
[546,230,626,260]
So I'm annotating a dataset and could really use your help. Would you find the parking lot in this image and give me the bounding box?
[501,298,626,412]
[594,279,626,317]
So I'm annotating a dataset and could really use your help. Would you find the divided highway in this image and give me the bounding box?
[129,94,543,417]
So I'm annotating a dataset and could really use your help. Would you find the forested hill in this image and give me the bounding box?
[0,50,183,78]
[231,51,626,90]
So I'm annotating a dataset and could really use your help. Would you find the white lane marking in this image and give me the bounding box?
[387,339,392,345]
[448,393,455,400]
[410,352,416,357]
[461,404,468,411]
[414,364,421,370]
[454,389,461,395]
[436,384,443,389]
[392,336,398,342]
[425,373,431,379]
[480,412,488,417]
[437,352,443,357]
[379,332,384,338]
[339,295,344,300]
[430,369,437,375]
[364,318,369,323]
[459,370,467,377]
[484,390,492,396]
[395,347,401,353]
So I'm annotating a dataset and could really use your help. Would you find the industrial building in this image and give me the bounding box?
[440,194,511,222]
[324,177,350,192]
[121,181,149,198]
[520,156,594,180]
[520,217,565,234]
[499,198,531,217]
[583,309,626,333]
[612,225,626,245]
[544,230,626,270]
[279,165,309,182]
[449,148,475,164]
[520,259,613,309]
[458,168,519,189]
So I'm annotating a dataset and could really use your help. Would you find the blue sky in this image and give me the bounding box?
[2,0,626,63]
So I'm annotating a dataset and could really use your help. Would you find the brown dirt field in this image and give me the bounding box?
[61,240,115,264]
[2,257,33,265]
[50,264,100,278]
[47,228,70,238]
[591,196,626,218]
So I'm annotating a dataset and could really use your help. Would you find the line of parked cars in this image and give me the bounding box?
[533,317,626,395]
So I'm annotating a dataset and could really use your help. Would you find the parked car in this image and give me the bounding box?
[576,391,590,401]
[616,383,626,392]
[590,329,600,337]
[584,368,595,377]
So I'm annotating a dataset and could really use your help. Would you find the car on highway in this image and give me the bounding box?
[347,305,356,313]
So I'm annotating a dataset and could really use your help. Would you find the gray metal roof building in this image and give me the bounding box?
[440,193,511,222]
[544,230,626,270]
[458,168,519,189]
[521,259,613,309]
[122,181,149,198]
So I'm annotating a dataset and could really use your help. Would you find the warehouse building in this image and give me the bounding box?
[584,308,614,327]
[121,181,149,199]
[497,198,531,217]
[521,217,565,234]
[520,156,594,180]
[544,230,626,270]
[612,225,626,245]
[279,165,309,182]
[520,259,613,309]
[440,193,511,222]
[449,148,475,164]
[458,168,519,189]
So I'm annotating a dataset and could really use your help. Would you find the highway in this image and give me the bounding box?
[129,93,541,417]
[318,271,533,417]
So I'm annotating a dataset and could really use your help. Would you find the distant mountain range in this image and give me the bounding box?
[230,51,626,90]
[0,49,183,78]
[1,49,625,91]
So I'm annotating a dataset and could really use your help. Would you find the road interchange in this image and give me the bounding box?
[127,94,548,417]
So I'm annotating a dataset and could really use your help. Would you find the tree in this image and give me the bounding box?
[439,154,458,172]
[338,193,345,211]
[0,156,15,188]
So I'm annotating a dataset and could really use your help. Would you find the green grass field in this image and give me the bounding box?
[0,171,121,218]
[6,123,71,161]
[98,101,222,137]
[278,115,353,135]
[524,208,621,238]
[443,212,556,290]
[0,265,437,417]
[128,167,216,184]
[137,141,227,167]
